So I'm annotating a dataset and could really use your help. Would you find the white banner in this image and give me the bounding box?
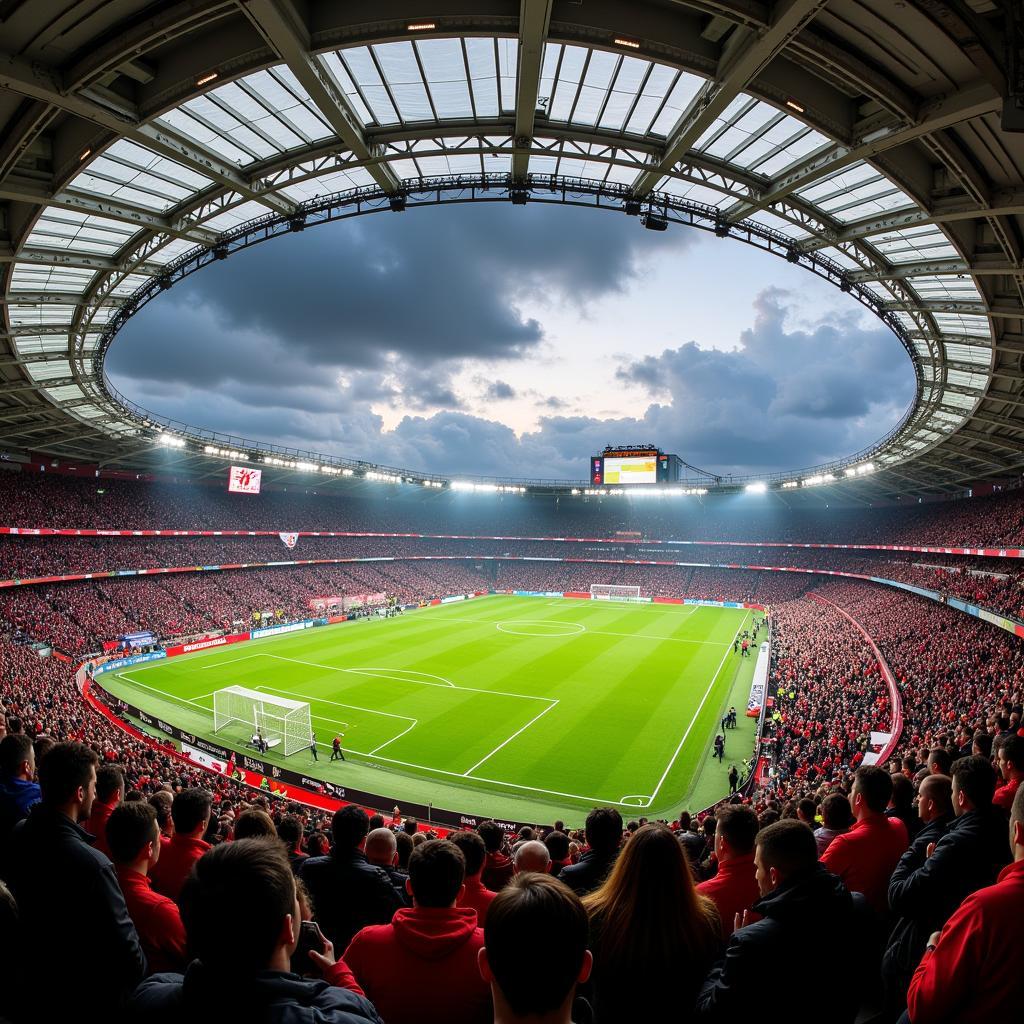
[183,742,229,774]
[278,532,299,549]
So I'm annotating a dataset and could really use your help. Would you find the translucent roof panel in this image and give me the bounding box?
[277,165,378,204]
[26,212,137,255]
[871,225,960,262]
[912,276,984,301]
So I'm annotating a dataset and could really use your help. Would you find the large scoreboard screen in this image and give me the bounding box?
[590,447,680,485]
[602,455,658,484]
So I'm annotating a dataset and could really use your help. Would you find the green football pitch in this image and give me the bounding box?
[99,595,760,824]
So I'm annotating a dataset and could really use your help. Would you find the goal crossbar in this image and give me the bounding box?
[213,685,311,756]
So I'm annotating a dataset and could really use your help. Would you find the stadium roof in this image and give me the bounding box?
[1,0,1023,499]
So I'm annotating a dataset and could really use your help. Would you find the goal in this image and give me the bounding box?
[590,584,644,602]
[212,685,312,756]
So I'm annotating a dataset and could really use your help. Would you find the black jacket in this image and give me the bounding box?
[299,849,403,951]
[3,803,146,1018]
[129,962,383,1024]
[883,808,1009,1001]
[558,848,619,896]
[695,866,871,1023]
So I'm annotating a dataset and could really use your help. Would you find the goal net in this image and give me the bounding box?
[212,685,312,756]
[590,584,644,602]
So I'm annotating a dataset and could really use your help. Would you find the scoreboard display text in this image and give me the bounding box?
[591,449,672,485]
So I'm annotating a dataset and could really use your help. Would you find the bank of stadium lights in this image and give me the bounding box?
[781,481,799,489]
[802,472,836,487]
[204,445,247,460]
[745,482,767,494]
[157,433,185,448]
[365,471,403,483]
[613,37,641,49]
[450,481,524,493]
[421,480,445,488]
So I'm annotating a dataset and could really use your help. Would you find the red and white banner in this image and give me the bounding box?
[228,466,262,494]
[279,532,299,549]
[309,595,344,611]
[164,632,249,657]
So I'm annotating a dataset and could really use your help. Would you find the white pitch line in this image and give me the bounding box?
[462,699,560,777]
[643,612,750,809]
[255,686,415,723]
[118,673,210,710]
[344,667,455,688]
[368,719,420,756]
[261,654,551,704]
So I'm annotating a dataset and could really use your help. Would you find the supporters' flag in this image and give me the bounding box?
[279,532,299,549]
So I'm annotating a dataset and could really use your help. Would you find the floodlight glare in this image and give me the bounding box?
[745,482,767,493]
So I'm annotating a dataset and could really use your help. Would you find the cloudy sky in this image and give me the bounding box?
[107,202,914,480]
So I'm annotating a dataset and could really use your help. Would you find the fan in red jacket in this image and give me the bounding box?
[906,784,1024,1023]
[81,763,124,859]
[344,839,491,1024]
[820,766,908,915]
[451,830,497,926]
[697,805,761,936]
[107,800,187,973]
[151,788,212,902]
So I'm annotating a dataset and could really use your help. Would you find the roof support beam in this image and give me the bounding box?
[512,0,554,181]
[955,428,1024,453]
[849,256,1021,283]
[0,292,122,306]
[724,80,1002,223]
[882,299,1023,320]
[0,52,295,217]
[0,246,161,276]
[0,178,219,245]
[241,0,400,193]
[631,0,828,198]
[798,189,1024,253]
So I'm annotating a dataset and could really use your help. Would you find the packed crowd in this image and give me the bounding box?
[4,468,1024,546]
[1,472,1024,1021]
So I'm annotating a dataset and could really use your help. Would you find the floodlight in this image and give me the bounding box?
[510,189,529,205]
[624,199,642,216]
[213,244,229,260]
[389,195,407,212]
[196,71,219,86]
[745,482,767,493]
[288,214,306,232]
[786,248,800,263]
[714,221,730,238]
[642,214,668,232]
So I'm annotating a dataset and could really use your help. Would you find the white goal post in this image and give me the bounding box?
[212,685,312,756]
[590,584,644,602]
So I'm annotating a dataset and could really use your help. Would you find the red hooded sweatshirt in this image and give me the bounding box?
[907,859,1024,1024]
[343,905,490,1024]
[697,851,761,936]
[457,875,496,926]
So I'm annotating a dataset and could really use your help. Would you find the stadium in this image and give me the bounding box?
[1,1,1023,1022]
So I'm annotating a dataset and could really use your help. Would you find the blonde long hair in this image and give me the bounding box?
[582,822,720,971]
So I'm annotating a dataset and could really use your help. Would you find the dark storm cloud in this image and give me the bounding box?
[483,380,516,401]
[106,200,912,478]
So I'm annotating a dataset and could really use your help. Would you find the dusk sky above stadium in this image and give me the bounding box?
[108,203,915,480]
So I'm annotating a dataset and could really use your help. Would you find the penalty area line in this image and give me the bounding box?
[462,699,560,777]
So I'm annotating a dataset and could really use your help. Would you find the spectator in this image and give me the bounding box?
[82,763,124,858]
[278,814,308,872]
[513,840,551,875]
[5,742,145,1017]
[583,823,720,1021]
[881,773,955,1010]
[151,788,212,902]
[478,820,514,892]
[697,805,761,937]
[0,733,40,835]
[994,734,1023,813]
[905,783,1024,1023]
[233,808,277,840]
[479,874,592,1024]
[344,839,491,1024]
[148,791,173,849]
[559,807,622,896]
[695,820,870,1022]
[544,830,572,877]
[814,793,853,856]
[300,805,403,952]
[927,747,952,776]
[106,801,187,974]
[130,839,382,1024]
[887,772,920,842]
[364,826,409,902]
[820,766,909,915]
[451,830,496,925]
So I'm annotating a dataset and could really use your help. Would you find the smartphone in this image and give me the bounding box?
[291,921,326,975]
